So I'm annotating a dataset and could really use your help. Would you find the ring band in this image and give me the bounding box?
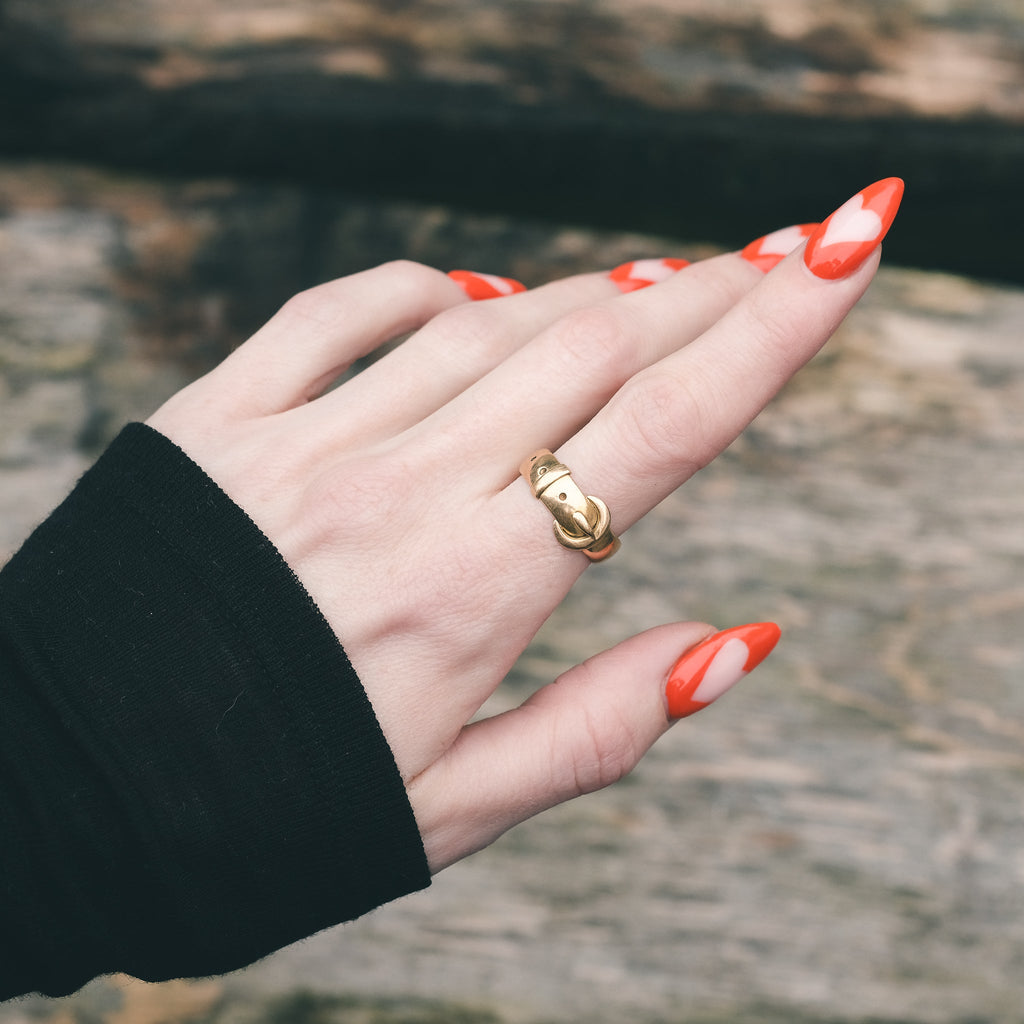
[520,449,620,562]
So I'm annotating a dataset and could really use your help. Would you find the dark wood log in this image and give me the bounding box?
[1,0,1022,282]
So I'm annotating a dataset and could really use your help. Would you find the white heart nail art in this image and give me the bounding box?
[759,225,809,256]
[820,194,883,249]
[690,638,750,704]
[472,272,520,296]
[627,259,677,282]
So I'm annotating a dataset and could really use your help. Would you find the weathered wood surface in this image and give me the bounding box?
[5,0,1023,119]
[2,0,1023,282]
[2,161,1024,1023]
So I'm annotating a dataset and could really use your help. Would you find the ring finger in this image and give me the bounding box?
[506,248,883,562]
[413,253,764,490]
[489,177,904,550]
[293,270,624,445]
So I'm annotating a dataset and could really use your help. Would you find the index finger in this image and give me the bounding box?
[543,178,905,531]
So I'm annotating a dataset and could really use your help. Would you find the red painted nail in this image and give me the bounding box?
[665,622,781,719]
[448,270,527,300]
[741,223,818,272]
[803,178,905,280]
[610,258,690,293]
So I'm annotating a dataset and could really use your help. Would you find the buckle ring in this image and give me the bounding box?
[520,449,620,562]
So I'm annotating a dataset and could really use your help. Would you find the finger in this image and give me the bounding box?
[419,253,764,489]
[196,261,470,418]
[296,270,624,445]
[408,621,780,873]
[518,179,905,536]
[564,246,881,530]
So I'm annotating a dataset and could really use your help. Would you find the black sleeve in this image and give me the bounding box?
[0,423,430,1001]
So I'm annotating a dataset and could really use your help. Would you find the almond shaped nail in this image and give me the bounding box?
[448,269,527,300]
[610,258,690,293]
[741,223,818,273]
[803,177,905,281]
[665,622,781,719]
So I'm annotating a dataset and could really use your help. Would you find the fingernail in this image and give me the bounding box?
[803,177,905,281]
[448,270,527,300]
[665,622,781,719]
[610,258,690,293]
[741,223,818,272]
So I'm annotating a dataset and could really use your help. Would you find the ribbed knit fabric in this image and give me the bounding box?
[0,424,429,1001]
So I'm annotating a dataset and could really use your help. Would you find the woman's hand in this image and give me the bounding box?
[147,178,903,873]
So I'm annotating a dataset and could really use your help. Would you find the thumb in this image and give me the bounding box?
[408,620,781,873]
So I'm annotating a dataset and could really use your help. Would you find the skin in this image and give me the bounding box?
[147,241,882,873]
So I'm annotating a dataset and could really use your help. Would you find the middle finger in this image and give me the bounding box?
[293,270,625,444]
[416,253,763,491]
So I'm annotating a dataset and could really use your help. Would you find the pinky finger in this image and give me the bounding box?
[194,261,468,419]
[408,621,779,873]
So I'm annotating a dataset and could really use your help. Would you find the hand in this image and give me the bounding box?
[147,179,903,872]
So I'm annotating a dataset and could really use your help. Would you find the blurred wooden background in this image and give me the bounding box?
[2,0,1023,283]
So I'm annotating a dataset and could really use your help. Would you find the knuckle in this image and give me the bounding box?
[277,283,337,328]
[570,710,641,795]
[679,254,757,307]
[743,288,801,357]
[549,663,643,798]
[278,261,450,328]
[372,259,450,295]
[546,304,638,388]
[419,300,503,357]
[740,278,828,378]
[615,369,714,474]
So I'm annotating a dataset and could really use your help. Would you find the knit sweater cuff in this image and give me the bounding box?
[0,423,429,1000]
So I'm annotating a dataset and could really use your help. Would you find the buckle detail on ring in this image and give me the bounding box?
[520,450,620,561]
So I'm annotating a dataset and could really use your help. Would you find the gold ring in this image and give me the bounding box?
[520,449,620,562]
